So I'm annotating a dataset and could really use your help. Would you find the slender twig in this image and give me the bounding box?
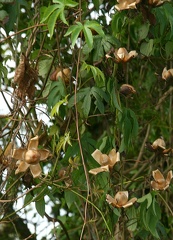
[45,212,71,240]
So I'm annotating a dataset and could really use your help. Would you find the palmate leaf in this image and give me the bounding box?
[84,20,104,37]
[41,4,59,23]
[64,22,83,48]
[41,0,78,38]
[80,62,105,87]
[56,132,72,153]
[65,20,104,49]
[50,94,69,117]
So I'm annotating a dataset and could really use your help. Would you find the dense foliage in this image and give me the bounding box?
[1,0,173,239]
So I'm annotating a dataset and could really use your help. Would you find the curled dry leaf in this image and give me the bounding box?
[89,149,120,175]
[148,0,170,7]
[14,53,38,100]
[13,136,50,178]
[119,84,136,96]
[151,169,173,190]
[162,67,173,81]
[50,67,71,84]
[115,0,141,11]
[106,48,138,63]
[106,191,137,208]
[0,142,14,169]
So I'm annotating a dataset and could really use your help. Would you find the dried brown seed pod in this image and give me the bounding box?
[119,84,136,96]
[50,67,71,84]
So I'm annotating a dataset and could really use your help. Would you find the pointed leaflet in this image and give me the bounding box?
[82,90,91,117]
[84,20,104,37]
[53,0,78,8]
[41,4,59,23]
[68,87,90,108]
[83,25,93,49]
[137,193,152,209]
[35,197,45,217]
[64,23,83,48]
[50,94,69,117]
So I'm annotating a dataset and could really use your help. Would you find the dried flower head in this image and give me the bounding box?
[151,169,173,190]
[14,53,37,100]
[13,136,50,178]
[162,67,173,81]
[106,191,137,208]
[146,138,172,156]
[119,84,136,96]
[115,0,141,11]
[50,67,71,84]
[106,48,138,63]
[89,149,120,175]
[148,0,170,7]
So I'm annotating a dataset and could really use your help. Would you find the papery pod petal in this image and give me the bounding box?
[123,197,137,208]
[15,160,29,174]
[106,194,117,207]
[108,149,120,167]
[128,51,138,60]
[39,149,50,161]
[166,170,173,184]
[4,142,13,156]
[152,169,165,183]
[28,136,39,150]
[30,164,42,178]
[89,165,109,175]
[13,149,26,160]
[91,149,103,165]
[100,154,110,166]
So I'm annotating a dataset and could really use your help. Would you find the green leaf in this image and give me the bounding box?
[146,205,160,239]
[165,41,173,58]
[24,193,33,206]
[53,0,78,8]
[70,24,83,48]
[137,193,152,209]
[0,9,8,22]
[140,39,154,56]
[64,190,77,209]
[64,22,83,48]
[35,197,45,218]
[56,131,72,153]
[41,4,59,23]
[137,23,150,41]
[129,109,138,137]
[83,25,93,49]
[82,90,91,117]
[38,58,53,78]
[50,94,69,117]
[59,9,68,25]
[126,206,137,232]
[47,8,61,38]
[80,62,105,87]
[68,87,90,108]
[140,201,149,230]
[84,20,105,37]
